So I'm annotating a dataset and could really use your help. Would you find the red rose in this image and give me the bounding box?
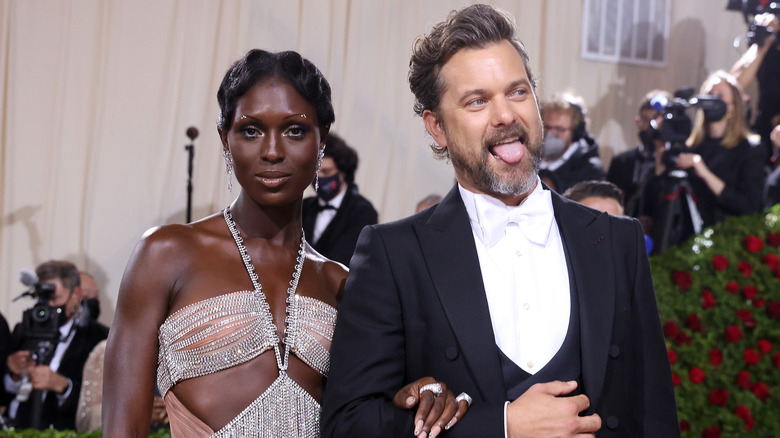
[744,348,761,366]
[672,270,692,292]
[763,252,779,270]
[663,321,678,338]
[737,261,753,278]
[702,426,721,438]
[734,405,755,431]
[768,301,780,318]
[752,382,770,402]
[668,349,677,365]
[745,235,764,253]
[689,366,706,384]
[767,231,780,247]
[712,255,730,271]
[709,349,723,366]
[736,370,752,388]
[701,289,716,309]
[736,309,757,327]
[742,284,758,300]
[774,352,780,369]
[754,298,766,308]
[758,339,772,354]
[675,331,691,346]
[672,373,682,386]
[708,388,729,406]
[702,428,721,438]
[679,420,690,431]
[685,313,701,331]
[726,325,743,343]
[725,281,740,295]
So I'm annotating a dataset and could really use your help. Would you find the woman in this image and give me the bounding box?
[103,49,466,437]
[675,70,766,227]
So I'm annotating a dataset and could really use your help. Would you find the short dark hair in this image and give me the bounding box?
[324,133,358,184]
[36,260,80,291]
[563,180,625,208]
[408,4,536,159]
[217,49,335,133]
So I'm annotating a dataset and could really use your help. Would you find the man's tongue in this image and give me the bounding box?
[491,141,525,164]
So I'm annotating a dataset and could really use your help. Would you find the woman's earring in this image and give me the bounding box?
[224,149,234,192]
[315,147,324,191]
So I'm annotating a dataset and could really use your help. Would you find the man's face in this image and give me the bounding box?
[636,108,660,133]
[423,40,543,205]
[543,110,574,147]
[318,156,344,183]
[45,278,82,320]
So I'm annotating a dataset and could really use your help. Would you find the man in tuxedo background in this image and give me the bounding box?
[3,260,108,430]
[322,4,679,438]
[303,132,378,266]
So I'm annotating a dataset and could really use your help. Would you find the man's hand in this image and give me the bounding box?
[7,351,34,380]
[506,381,601,438]
[392,377,470,438]
[28,365,69,393]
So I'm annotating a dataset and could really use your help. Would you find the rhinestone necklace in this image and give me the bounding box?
[223,205,305,372]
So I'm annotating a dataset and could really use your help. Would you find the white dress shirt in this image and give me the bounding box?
[459,179,570,375]
[312,186,347,244]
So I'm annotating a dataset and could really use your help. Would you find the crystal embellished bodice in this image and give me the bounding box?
[156,207,337,437]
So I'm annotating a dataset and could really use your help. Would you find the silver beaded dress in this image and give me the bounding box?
[156,209,337,437]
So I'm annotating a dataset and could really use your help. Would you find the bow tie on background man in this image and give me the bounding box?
[474,189,555,248]
[316,203,337,212]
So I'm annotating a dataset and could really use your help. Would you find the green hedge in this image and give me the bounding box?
[651,205,780,437]
[0,427,170,437]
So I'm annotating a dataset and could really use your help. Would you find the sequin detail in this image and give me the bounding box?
[156,206,337,437]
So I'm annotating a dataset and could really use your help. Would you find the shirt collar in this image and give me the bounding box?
[459,177,555,248]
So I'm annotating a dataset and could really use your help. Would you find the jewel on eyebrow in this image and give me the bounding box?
[299,114,307,118]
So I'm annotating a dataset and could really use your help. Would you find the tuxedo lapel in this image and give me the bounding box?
[550,191,614,410]
[414,186,506,402]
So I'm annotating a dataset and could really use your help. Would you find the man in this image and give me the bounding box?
[322,4,679,438]
[563,180,625,217]
[3,260,109,430]
[607,89,672,222]
[539,93,606,194]
[302,132,378,266]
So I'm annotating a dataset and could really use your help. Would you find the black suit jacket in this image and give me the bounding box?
[302,184,378,266]
[321,184,679,437]
[9,318,109,430]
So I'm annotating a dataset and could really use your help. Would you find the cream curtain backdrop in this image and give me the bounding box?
[0,0,748,327]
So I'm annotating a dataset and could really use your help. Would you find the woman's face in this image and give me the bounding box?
[221,76,325,206]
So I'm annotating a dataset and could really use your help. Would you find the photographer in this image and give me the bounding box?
[675,71,766,228]
[730,11,780,164]
[3,260,108,430]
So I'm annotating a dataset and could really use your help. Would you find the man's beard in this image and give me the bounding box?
[448,122,542,197]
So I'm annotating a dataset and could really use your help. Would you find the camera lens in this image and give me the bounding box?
[32,304,51,323]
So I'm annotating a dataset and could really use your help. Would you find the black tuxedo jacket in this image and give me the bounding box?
[9,318,109,430]
[302,184,378,266]
[322,185,679,437]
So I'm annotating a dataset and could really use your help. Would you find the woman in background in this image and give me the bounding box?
[676,70,766,227]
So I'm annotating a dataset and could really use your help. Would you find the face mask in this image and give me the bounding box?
[83,298,100,321]
[542,132,567,159]
[316,174,342,202]
[638,129,660,155]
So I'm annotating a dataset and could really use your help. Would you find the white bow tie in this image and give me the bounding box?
[474,189,554,248]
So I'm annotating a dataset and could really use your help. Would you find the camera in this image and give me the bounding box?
[729,0,780,48]
[649,88,727,168]
[17,278,62,365]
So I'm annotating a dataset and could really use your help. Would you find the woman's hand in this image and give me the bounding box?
[393,376,471,438]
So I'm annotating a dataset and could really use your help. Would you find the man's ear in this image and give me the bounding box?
[423,110,447,150]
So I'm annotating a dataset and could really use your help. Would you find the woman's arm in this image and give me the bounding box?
[102,227,182,437]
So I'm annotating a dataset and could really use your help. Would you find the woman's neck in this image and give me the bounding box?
[229,194,303,244]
